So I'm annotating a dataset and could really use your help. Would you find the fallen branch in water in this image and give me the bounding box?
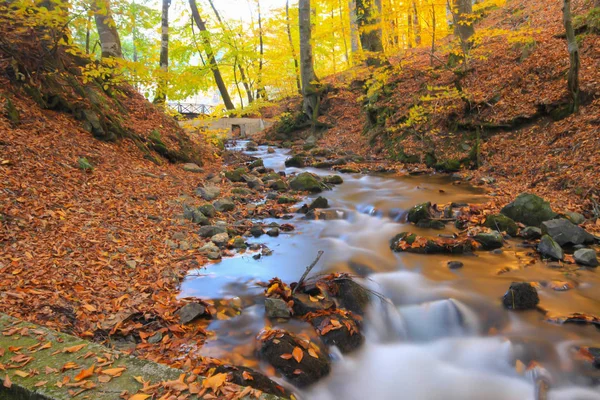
[293,250,324,295]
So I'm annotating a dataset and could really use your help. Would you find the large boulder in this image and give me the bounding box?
[502,282,539,310]
[537,235,564,260]
[258,331,330,387]
[309,196,329,209]
[285,155,307,168]
[520,226,542,240]
[541,218,595,246]
[289,172,325,193]
[195,185,220,201]
[500,193,558,227]
[574,248,598,267]
[407,202,433,224]
[484,214,518,237]
[390,232,475,254]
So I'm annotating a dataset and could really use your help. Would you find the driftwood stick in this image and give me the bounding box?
[293,251,324,294]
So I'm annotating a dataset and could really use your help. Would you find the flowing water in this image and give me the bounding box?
[180,142,600,399]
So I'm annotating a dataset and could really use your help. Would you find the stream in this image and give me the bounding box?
[180,142,600,399]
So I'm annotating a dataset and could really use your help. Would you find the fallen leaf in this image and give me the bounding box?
[292,346,303,363]
[3,375,12,388]
[75,364,95,381]
[280,353,293,360]
[308,348,319,359]
[63,344,86,353]
[129,394,151,400]
[202,373,227,392]
[101,367,126,377]
[242,371,253,381]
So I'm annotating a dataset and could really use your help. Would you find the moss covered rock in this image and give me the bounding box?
[501,193,558,227]
[289,172,325,193]
[407,202,433,224]
[484,214,518,236]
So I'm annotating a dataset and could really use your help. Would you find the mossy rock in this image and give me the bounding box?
[285,155,306,168]
[407,202,433,224]
[277,196,299,204]
[289,172,325,193]
[434,159,461,172]
[323,175,344,185]
[474,231,504,250]
[500,193,558,227]
[225,167,247,182]
[484,214,518,236]
[249,159,264,169]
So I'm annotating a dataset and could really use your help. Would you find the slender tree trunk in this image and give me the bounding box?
[256,0,267,99]
[93,0,123,58]
[330,5,337,74]
[286,0,302,93]
[207,0,254,104]
[154,0,170,105]
[85,14,91,54]
[349,0,361,60]
[430,3,435,65]
[356,0,386,65]
[407,9,413,48]
[299,0,319,124]
[563,0,580,112]
[339,0,350,66]
[233,58,244,108]
[412,0,421,46]
[189,0,235,110]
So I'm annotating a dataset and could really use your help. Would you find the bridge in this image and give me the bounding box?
[167,102,215,118]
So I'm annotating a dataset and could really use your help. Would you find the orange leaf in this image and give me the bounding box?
[242,371,253,381]
[280,353,293,360]
[101,367,126,377]
[3,375,11,388]
[129,394,151,400]
[75,364,95,382]
[292,347,303,363]
[308,348,319,359]
[63,344,86,353]
[202,373,227,392]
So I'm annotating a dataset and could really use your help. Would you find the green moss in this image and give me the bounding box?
[3,96,20,125]
[77,157,93,171]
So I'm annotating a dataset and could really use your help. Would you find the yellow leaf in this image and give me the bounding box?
[14,370,29,378]
[308,348,319,359]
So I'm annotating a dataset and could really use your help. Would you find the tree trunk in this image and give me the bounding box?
[412,0,421,46]
[430,3,436,66]
[154,0,170,105]
[339,0,350,66]
[286,0,302,93]
[356,0,385,66]
[452,0,474,47]
[563,0,580,112]
[93,0,123,58]
[207,0,254,104]
[299,0,319,124]
[349,0,361,59]
[189,0,235,110]
[256,0,267,99]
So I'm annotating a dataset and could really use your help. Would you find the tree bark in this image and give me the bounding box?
[93,0,123,58]
[452,0,474,47]
[189,0,235,110]
[412,0,421,46]
[299,0,319,123]
[349,0,361,58]
[286,0,302,93]
[256,0,267,99]
[154,0,170,105]
[563,0,580,112]
[338,0,350,66]
[356,0,385,66]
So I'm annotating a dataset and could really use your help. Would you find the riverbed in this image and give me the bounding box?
[181,142,600,400]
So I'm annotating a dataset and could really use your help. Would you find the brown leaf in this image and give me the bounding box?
[202,372,227,392]
[3,375,12,388]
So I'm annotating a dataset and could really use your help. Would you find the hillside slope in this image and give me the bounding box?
[265,0,600,221]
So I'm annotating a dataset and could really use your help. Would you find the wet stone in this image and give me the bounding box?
[541,218,594,246]
[250,225,265,238]
[232,237,247,249]
[407,202,433,224]
[448,261,464,269]
[264,298,290,319]
[502,282,539,310]
[484,214,518,236]
[292,293,336,316]
[211,232,229,247]
[198,204,216,218]
[500,193,558,227]
[537,235,564,260]
[177,302,209,324]
[474,231,504,250]
[258,331,330,387]
[308,312,364,353]
[520,226,542,240]
[309,196,329,209]
[267,227,280,237]
[574,248,598,267]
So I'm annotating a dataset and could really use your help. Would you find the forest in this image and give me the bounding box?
[1,0,600,399]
